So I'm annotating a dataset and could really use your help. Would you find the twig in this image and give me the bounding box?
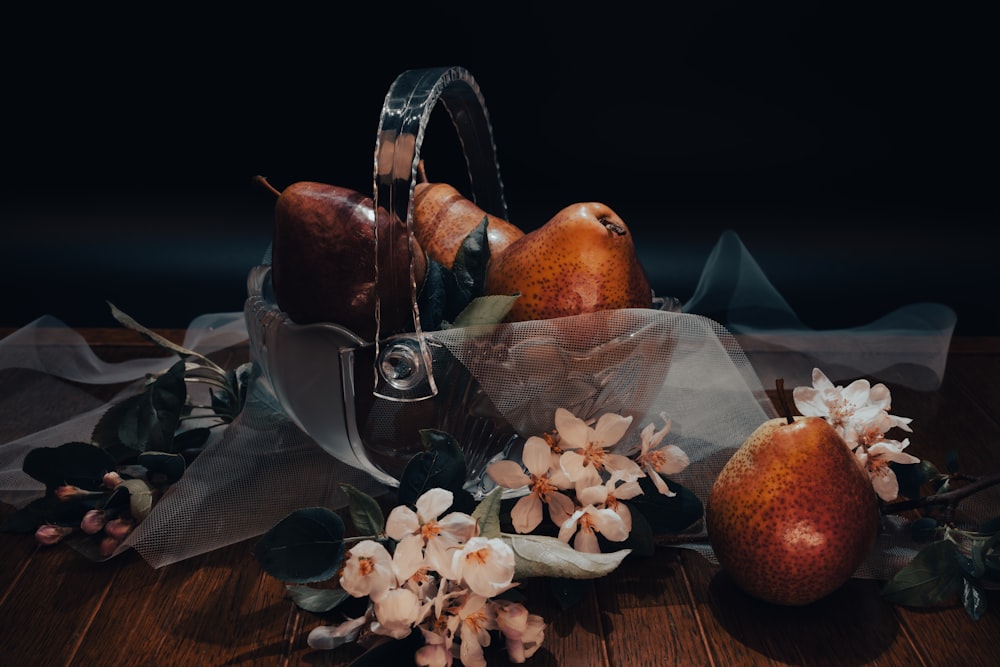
[881,471,1000,517]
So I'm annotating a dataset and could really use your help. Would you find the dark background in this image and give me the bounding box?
[3,5,995,334]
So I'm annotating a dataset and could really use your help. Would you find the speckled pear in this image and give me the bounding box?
[705,416,880,606]
[484,202,653,322]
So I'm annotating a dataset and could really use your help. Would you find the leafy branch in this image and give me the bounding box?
[0,304,253,558]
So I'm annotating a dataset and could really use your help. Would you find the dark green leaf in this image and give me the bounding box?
[346,630,423,667]
[92,361,187,459]
[172,427,210,453]
[945,450,960,474]
[882,539,965,607]
[287,584,351,613]
[627,478,704,534]
[891,460,927,500]
[910,517,940,543]
[0,497,55,533]
[451,215,490,299]
[979,516,1000,534]
[962,578,986,620]
[253,507,346,583]
[397,429,467,507]
[617,505,655,557]
[340,484,384,538]
[548,577,588,610]
[22,441,117,490]
[137,451,186,484]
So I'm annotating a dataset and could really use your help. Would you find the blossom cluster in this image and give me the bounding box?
[34,471,139,557]
[793,368,919,502]
[308,488,543,667]
[485,407,690,553]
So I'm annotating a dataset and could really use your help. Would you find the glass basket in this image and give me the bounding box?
[244,66,751,499]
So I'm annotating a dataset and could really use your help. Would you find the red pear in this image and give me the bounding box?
[706,416,880,606]
[267,179,426,340]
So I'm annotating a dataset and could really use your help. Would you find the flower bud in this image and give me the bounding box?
[99,535,122,558]
[103,517,134,541]
[103,471,123,489]
[54,484,94,501]
[80,509,107,535]
[35,524,73,546]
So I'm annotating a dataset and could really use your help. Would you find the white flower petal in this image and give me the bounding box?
[416,488,454,522]
[522,437,554,476]
[487,460,531,489]
[593,412,633,447]
[384,505,419,540]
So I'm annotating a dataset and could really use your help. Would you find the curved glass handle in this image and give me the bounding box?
[371,66,507,401]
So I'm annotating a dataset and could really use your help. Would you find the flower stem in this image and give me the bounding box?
[881,471,1000,517]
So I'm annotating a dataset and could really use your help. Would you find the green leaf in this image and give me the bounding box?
[287,584,351,613]
[448,295,519,329]
[92,361,187,459]
[945,450,960,474]
[107,302,224,373]
[503,533,630,580]
[472,487,504,539]
[882,539,965,607]
[626,478,704,534]
[397,429,467,507]
[910,517,940,543]
[618,505,655,557]
[451,215,490,299]
[253,507,346,584]
[0,497,56,533]
[137,451,186,484]
[962,578,986,620]
[171,427,210,454]
[22,441,117,490]
[891,460,928,501]
[340,484,384,538]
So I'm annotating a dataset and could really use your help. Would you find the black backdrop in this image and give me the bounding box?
[3,5,995,334]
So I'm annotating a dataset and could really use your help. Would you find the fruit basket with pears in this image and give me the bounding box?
[244,66,773,502]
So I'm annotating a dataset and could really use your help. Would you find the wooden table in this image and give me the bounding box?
[2,328,998,666]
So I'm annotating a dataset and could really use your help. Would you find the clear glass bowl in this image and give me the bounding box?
[244,66,686,497]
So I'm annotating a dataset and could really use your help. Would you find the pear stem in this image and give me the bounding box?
[880,470,1000,519]
[773,378,795,424]
[599,217,627,236]
[253,174,282,198]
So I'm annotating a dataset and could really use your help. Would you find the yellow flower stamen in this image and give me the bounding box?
[421,520,441,541]
[530,474,558,501]
[466,547,490,566]
[357,556,375,577]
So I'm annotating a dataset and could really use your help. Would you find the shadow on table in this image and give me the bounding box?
[708,570,899,666]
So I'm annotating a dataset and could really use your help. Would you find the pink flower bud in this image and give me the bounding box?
[103,471,123,489]
[80,509,107,535]
[103,517,134,541]
[99,535,122,558]
[54,484,88,501]
[35,524,74,546]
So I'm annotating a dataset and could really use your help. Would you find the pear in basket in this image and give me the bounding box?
[262,177,427,341]
[484,202,653,324]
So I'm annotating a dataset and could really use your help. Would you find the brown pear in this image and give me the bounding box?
[412,179,524,270]
[484,202,652,322]
[268,179,426,341]
[705,416,881,606]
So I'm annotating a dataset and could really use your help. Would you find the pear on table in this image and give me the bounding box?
[484,202,653,323]
[705,415,880,606]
